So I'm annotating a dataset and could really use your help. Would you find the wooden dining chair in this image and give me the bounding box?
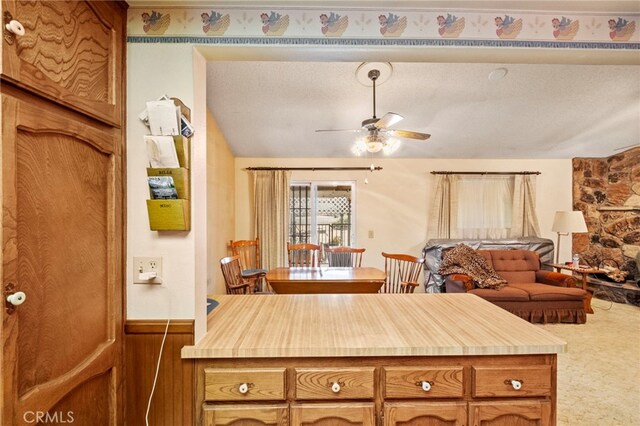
[325,246,365,267]
[381,252,425,293]
[287,243,321,267]
[230,238,267,292]
[220,256,255,294]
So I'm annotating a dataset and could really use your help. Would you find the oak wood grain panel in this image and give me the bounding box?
[2,92,124,426]
[384,367,464,399]
[1,0,126,125]
[182,295,566,359]
[468,400,552,426]
[295,367,375,400]
[383,401,467,426]
[205,368,286,401]
[125,320,194,426]
[203,404,289,426]
[290,403,375,426]
[472,366,552,398]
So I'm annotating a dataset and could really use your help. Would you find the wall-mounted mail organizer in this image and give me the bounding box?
[143,97,193,231]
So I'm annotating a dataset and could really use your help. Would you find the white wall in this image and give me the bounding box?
[126,43,207,333]
[235,157,574,291]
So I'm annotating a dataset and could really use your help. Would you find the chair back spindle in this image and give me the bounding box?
[287,243,321,267]
[325,246,365,267]
[381,252,425,293]
[220,255,254,294]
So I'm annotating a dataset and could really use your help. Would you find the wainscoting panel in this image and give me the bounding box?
[125,320,194,426]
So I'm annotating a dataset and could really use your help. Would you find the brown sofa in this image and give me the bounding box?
[444,249,588,324]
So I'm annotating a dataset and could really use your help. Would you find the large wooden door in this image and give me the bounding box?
[1,92,124,425]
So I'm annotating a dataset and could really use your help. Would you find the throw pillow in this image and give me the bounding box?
[438,244,507,290]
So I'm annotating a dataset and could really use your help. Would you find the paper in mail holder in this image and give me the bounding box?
[147,100,180,136]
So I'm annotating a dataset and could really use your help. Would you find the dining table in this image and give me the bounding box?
[265,266,386,294]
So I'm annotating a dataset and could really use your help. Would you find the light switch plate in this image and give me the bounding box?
[133,256,163,284]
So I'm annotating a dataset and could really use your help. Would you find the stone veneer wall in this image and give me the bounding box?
[572,147,640,277]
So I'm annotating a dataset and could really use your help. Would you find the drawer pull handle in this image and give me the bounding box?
[238,382,254,394]
[505,379,523,390]
[329,381,344,393]
[416,381,433,392]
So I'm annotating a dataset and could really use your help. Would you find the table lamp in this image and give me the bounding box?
[551,210,588,263]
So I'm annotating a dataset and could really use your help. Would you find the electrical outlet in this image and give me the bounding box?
[133,256,163,284]
[368,230,374,239]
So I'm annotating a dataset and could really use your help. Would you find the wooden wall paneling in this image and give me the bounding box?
[125,320,195,426]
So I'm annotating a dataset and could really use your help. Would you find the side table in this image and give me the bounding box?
[547,263,604,314]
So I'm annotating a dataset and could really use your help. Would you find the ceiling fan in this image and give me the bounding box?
[315,67,431,154]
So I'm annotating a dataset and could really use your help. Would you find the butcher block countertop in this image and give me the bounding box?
[181,294,566,359]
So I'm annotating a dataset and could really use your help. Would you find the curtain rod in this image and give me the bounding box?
[245,166,383,171]
[430,171,540,175]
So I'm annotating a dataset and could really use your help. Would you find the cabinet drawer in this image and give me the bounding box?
[472,365,551,398]
[295,367,375,400]
[205,368,286,401]
[384,367,464,398]
[203,404,288,425]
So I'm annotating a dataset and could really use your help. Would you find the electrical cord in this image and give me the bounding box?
[145,318,171,426]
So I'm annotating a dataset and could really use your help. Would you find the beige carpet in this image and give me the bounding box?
[539,300,640,425]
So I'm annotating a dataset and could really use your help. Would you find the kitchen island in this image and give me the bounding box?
[182,294,565,425]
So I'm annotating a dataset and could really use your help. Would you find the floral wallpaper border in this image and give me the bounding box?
[129,7,640,49]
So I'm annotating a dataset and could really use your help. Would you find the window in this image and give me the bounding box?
[456,175,514,239]
[289,182,355,246]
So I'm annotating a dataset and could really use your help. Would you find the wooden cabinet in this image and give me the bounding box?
[1,1,126,424]
[291,403,375,426]
[205,368,286,402]
[204,404,289,426]
[188,295,561,426]
[1,0,125,125]
[469,400,552,426]
[295,367,375,400]
[384,401,467,425]
[384,366,464,399]
[196,356,555,426]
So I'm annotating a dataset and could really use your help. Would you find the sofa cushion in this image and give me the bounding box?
[487,250,540,283]
[469,286,530,302]
[509,283,586,301]
[497,270,536,283]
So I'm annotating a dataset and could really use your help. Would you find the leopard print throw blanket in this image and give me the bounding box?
[438,244,507,290]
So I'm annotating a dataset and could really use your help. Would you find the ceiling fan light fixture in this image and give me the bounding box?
[363,133,385,153]
[382,138,400,155]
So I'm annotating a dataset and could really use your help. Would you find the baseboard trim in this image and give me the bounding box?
[125,319,194,334]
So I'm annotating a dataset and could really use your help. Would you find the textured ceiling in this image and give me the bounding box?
[206,61,640,158]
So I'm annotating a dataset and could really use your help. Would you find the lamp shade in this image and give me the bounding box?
[551,211,588,234]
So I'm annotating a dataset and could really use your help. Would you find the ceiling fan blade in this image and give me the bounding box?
[390,129,431,140]
[315,129,362,133]
[375,112,404,129]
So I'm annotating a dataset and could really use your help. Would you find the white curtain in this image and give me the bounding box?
[456,175,513,239]
[427,174,540,239]
[510,175,541,237]
[427,174,458,239]
[252,170,291,269]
